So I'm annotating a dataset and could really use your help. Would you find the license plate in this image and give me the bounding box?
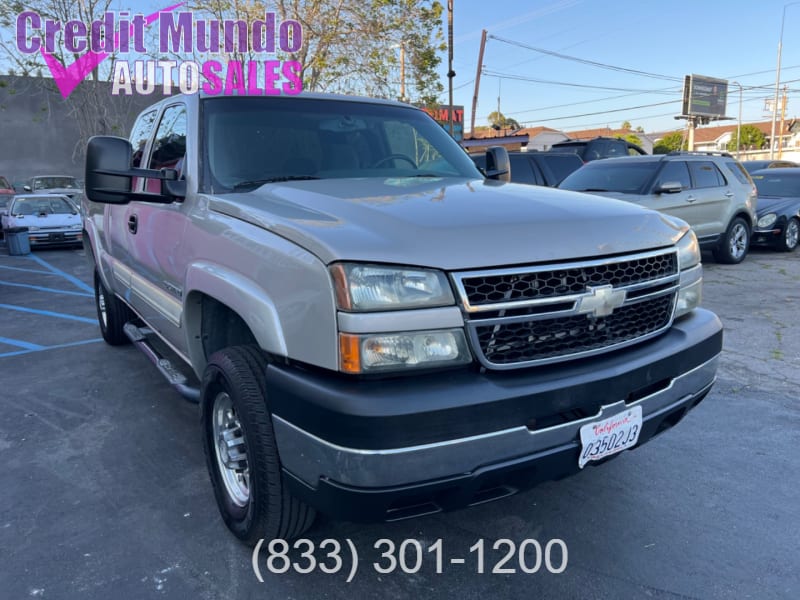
[578,405,642,468]
[49,233,65,241]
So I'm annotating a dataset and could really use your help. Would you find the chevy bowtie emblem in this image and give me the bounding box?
[576,285,626,318]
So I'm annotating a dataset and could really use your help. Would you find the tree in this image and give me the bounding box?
[728,124,766,152]
[487,111,521,130]
[180,0,445,105]
[618,133,642,147]
[654,131,686,154]
[621,120,632,130]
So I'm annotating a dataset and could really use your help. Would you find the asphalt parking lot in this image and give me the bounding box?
[0,245,798,600]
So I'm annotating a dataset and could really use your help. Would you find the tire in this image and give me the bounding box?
[94,271,134,345]
[779,217,799,252]
[201,345,315,546]
[712,217,750,264]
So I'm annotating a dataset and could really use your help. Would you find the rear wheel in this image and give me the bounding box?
[779,217,799,252]
[712,217,750,264]
[201,345,315,545]
[94,271,134,345]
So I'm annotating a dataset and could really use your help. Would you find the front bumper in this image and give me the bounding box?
[752,225,784,247]
[267,309,722,521]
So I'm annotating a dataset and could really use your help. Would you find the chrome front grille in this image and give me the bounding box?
[452,249,679,369]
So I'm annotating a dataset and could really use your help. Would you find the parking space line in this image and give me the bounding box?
[0,337,103,358]
[0,304,96,324]
[0,264,54,275]
[0,281,94,298]
[0,336,45,351]
[25,254,94,294]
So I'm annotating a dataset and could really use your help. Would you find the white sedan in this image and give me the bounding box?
[2,194,83,247]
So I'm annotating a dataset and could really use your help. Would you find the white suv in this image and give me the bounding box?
[560,152,758,264]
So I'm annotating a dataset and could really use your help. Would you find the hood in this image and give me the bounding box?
[208,178,688,271]
[756,196,800,217]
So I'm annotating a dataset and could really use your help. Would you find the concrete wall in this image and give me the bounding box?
[0,75,163,189]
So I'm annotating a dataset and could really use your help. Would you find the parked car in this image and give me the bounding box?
[0,176,14,197]
[550,136,647,162]
[559,151,757,263]
[2,193,82,247]
[749,167,800,252]
[741,159,797,174]
[471,150,583,187]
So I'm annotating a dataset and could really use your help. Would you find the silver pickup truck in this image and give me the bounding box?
[82,93,723,545]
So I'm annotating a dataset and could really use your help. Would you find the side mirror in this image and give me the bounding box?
[23,185,31,192]
[655,181,682,194]
[85,136,134,204]
[484,146,510,182]
[85,135,183,204]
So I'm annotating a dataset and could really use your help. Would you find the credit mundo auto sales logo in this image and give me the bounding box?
[14,2,303,99]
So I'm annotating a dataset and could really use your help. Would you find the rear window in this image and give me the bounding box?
[559,161,659,194]
[723,160,753,185]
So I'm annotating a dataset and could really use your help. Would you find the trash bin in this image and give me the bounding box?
[5,226,30,256]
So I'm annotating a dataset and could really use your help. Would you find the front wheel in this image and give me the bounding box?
[712,217,750,264]
[779,217,799,252]
[201,345,315,546]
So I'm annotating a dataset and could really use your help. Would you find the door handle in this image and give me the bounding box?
[724,191,734,198]
[686,195,697,203]
[128,214,138,234]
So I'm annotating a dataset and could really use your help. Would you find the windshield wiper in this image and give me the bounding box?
[579,188,611,192]
[233,175,320,190]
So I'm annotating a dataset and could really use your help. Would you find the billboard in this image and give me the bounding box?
[422,105,464,141]
[681,75,728,118]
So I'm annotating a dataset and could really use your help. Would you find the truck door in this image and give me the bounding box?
[125,103,189,349]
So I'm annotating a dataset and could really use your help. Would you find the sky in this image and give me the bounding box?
[442,0,800,135]
[4,0,799,136]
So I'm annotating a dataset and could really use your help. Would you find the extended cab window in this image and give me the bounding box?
[129,109,158,168]
[689,161,726,188]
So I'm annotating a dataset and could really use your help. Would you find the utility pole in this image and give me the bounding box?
[778,85,788,158]
[470,29,487,138]
[447,0,455,137]
[399,43,405,103]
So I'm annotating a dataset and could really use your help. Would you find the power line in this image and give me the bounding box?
[488,34,682,82]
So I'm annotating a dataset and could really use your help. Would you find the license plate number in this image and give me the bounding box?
[49,233,65,241]
[579,405,642,468]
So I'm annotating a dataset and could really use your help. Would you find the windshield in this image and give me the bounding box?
[752,172,800,197]
[559,161,658,194]
[201,97,482,193]
[0,176,11,189]
[12,196,76,215]
[32,176,78,190]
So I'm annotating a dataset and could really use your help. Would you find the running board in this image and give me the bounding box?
[123,322,200,403]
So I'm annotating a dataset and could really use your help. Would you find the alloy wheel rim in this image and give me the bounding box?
[729,224,747,259]
[786,220,799,249]
[97,287,108,327]
[212,391,250,507]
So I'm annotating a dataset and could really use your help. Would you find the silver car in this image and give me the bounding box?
[560,152,758,264]
[2,193,83,246]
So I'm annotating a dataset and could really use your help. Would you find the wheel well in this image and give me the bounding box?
[732,212,753,230]
[198,295,258,361]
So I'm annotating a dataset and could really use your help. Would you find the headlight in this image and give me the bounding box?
[339,329,471,373]
[331,263,454,311]
[676,229,700,270]
[70,224,82,230]
[757,213,777,228]
[27,226,40,231]
[675,230,702,318]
